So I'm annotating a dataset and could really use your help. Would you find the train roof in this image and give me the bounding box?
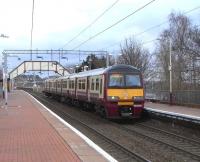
[106,64,140,73]
[69,67,106,78]
[55,74,70,80]
[45,64,140,81]
[69,64,140,78]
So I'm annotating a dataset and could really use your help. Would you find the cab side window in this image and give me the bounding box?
[100,78,102,95]
[96,78,99,91]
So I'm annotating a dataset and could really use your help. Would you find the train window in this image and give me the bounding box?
[100,79,102,95]
[63,81,67,88]
[69,80,71,89]
[96,78,99,91]
[70,81,72,89]
[91,78,95,90]
[126,75,141,87]
[60,81,63,88]
[66,81,68,88]
[62,81,64,88]
[109,74,124,87]
[87,78,90,90]
[78,80,81,89]
[82,79,85,90]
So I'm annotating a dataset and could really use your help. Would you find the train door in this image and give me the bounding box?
[55,80,57,93]
[61,79,63,96]
[75,78,77,99]
[99,75,104,98]
[87,76,90,102]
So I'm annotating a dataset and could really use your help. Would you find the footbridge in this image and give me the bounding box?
[9,61,69,79]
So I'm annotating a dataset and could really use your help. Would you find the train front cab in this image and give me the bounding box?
[104,65,144,119]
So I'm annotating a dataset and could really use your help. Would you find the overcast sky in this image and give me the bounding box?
[0,0,200,72]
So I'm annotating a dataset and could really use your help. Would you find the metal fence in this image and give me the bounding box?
[145,89,200,106]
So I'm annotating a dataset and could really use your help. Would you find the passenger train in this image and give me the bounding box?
[43,64,144,119]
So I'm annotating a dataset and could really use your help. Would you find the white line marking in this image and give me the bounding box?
[24,91,117,162]
[145,107,200,121]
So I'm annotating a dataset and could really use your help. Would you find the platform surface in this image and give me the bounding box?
[145,102,200,118]
[0,90,109,162]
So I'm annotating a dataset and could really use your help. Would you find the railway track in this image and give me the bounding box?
[136,123,200,157]
[118,123,200,161]
[28,91,149,162]
[27,90,200,161]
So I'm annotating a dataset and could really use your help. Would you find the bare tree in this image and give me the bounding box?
[119,37,152,79]
[156,12,200,90]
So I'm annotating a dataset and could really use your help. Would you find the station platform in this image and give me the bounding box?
[145,102,200,122]
[0,90,113,162]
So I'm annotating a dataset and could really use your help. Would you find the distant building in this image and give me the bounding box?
[14,74,44,88]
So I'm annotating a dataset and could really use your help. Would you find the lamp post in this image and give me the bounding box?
[114,53,122,64]
[2,53,20,105]
[2,53,8,105]
[106,53,112,67]
[106,52,109,67]
[108,53,122,65]
[1,34,9,105]
[157,38,173,105]
[169,38,173,105]
[75,65,79,73]
[89,57,92,70]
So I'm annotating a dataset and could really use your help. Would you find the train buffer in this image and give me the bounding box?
[0,90,115,162]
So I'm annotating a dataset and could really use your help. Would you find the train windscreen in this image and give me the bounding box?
[108,74,141,87]
[125,74,141,87]
[109,74,124,87]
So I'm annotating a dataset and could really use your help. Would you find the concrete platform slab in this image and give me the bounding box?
[145,102,200,118]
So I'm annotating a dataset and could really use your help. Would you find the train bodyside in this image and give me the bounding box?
[43,64,144,119]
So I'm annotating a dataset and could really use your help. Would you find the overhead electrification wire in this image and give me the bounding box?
[141,39,158,45]
[71,0,156,50]
[60,0,120,49]
[103,5,200,50]
[30,0,35,51]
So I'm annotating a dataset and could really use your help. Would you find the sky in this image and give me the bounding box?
[0,0,200,75]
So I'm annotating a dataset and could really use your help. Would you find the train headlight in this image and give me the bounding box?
[133,96,144,101]
[107,96,119,102]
